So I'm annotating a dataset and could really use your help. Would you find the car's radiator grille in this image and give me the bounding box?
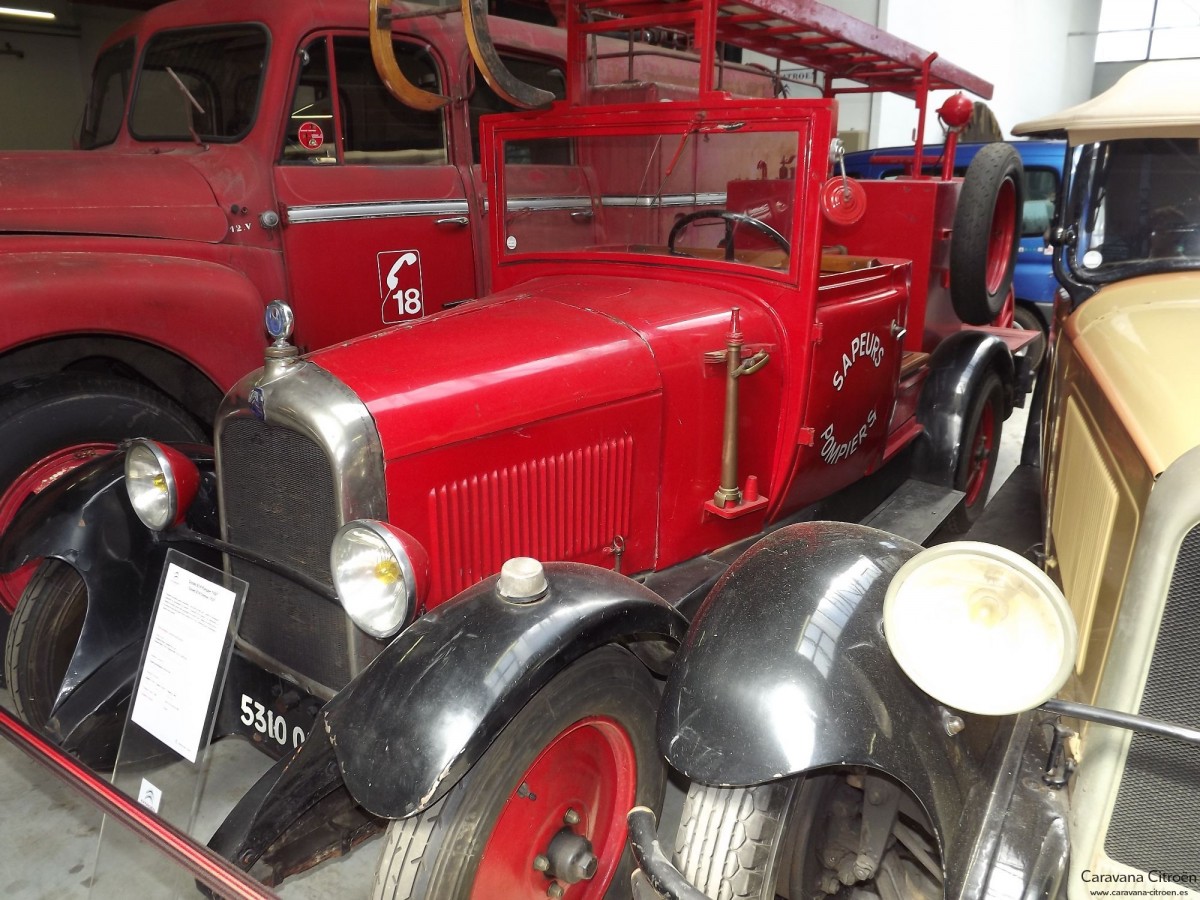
[220,417,354,690]
[1106,524,1200,876]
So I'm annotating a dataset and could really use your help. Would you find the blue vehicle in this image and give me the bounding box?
[844,139,1066,365]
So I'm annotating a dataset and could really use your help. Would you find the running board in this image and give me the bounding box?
[862,478,964,546]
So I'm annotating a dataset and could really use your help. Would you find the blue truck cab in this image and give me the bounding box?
[844,140,1066,360]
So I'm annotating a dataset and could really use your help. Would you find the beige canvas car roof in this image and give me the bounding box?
[1014,59,1200,144]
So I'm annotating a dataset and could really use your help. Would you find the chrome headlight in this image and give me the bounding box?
[330,520,427,639]
[883,541,1077,716]
[124,439,199,532]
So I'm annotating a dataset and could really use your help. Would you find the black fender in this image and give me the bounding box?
[209,562,687,876]
[323,562,687,818]
[913,329,1014,487]
[0,445,217,739]
[659,521,1030,897]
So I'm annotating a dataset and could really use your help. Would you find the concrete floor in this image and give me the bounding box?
[0,404,1029,899]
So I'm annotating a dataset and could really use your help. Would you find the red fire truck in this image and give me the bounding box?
[2,0,1031,895]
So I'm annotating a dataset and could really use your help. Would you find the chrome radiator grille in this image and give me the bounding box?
[220,417,356,690]
[1106,524,1200,874]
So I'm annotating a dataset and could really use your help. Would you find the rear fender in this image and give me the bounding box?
[322,563,688,818]
[659,522,997,895]
[1,252,268,390]
[0,446,217,714]
[913,329,1014,487]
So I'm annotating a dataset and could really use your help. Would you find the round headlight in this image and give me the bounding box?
[883,541,1077,716]
[125,440,198,532]
[330,521,427,639]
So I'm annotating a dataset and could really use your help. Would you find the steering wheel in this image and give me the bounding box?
[667,210,791,261]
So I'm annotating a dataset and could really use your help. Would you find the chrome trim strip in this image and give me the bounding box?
[484,191,728,214]
[601,191,727,208]
[286,199,470,224]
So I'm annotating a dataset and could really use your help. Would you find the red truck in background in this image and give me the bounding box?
[0,0,771,615]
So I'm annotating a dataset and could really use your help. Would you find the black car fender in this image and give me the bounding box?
[913,329,1015,487]
[659,521,1006,896]
[209,562,687,877]
[0,445,217,738]
[321,562,688,818]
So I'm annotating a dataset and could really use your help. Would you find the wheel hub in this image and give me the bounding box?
[544,824,598,884]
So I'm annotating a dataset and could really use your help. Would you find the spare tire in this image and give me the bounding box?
[950,143,1024,325]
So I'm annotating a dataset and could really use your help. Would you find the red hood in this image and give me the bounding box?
[313,278,673,461]
[0,150,229,242]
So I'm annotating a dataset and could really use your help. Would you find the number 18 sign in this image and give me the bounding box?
[378,249,426,324]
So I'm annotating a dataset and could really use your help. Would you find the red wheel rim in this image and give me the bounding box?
[964,404,996,507]
[0,443,113,613]
[471,716,637,899]
[984,178,1017,295]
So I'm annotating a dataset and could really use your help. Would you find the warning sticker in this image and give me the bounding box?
[378,250,425,323]
[297,122,324,150]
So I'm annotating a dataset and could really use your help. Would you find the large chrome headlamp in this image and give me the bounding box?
[330,520,428,639]
[883,541,1077,716]
[124,439,199,532]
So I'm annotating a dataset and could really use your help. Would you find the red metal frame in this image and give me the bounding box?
[0,706,276,899]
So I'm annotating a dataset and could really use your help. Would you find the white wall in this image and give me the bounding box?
[864,0,1101,145]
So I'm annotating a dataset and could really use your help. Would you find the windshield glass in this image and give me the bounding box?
[129,25,269,142]
[1069,138,1200,282]
[80,38,135,149]
[500,126,800,274]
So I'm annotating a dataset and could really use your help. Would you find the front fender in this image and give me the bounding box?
[914,329,1015,487]
[2,251,272,390]
[322,562,688,818]
[0,446,216,722]
[660,522,1003,894]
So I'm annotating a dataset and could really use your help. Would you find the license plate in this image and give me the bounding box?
[215,652,322,759]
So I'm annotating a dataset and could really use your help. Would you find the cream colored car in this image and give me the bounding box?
[1015,59,1200,898]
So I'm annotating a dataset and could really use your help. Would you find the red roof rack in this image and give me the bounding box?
[561,0,991,101]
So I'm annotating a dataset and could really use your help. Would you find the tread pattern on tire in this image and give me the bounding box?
[4,560,85,726]
[673,782,793,900]
[950,143,1024,326]
[372,799,442,900]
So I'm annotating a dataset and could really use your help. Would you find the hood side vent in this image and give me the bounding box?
[429,436,634,597]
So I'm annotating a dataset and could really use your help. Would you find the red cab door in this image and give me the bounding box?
[274,33,477,350]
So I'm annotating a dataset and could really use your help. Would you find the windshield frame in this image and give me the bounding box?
[127,22,271,145]
[1062,138,1200,292]
[79,37,136,150]
[482,100,828,288]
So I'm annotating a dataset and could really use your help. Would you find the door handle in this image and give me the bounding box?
[435,216,470,227]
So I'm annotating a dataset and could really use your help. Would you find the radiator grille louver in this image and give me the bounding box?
[1105,524,1200,876]
[429,437,635,597]
[220,417,358,690]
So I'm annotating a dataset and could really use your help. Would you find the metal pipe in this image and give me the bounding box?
[1041,698,1200,749]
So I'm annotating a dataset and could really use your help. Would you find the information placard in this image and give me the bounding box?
[130,558,239,762]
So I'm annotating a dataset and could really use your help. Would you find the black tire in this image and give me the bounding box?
[674,774,941,900]
[0,373,205,611]
[5,559,86,728]
[673,782,796,900]
[950,143,1024,325]
[1012,304,1047,370]
[371,645,664,900]
[944,371,1005,534]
